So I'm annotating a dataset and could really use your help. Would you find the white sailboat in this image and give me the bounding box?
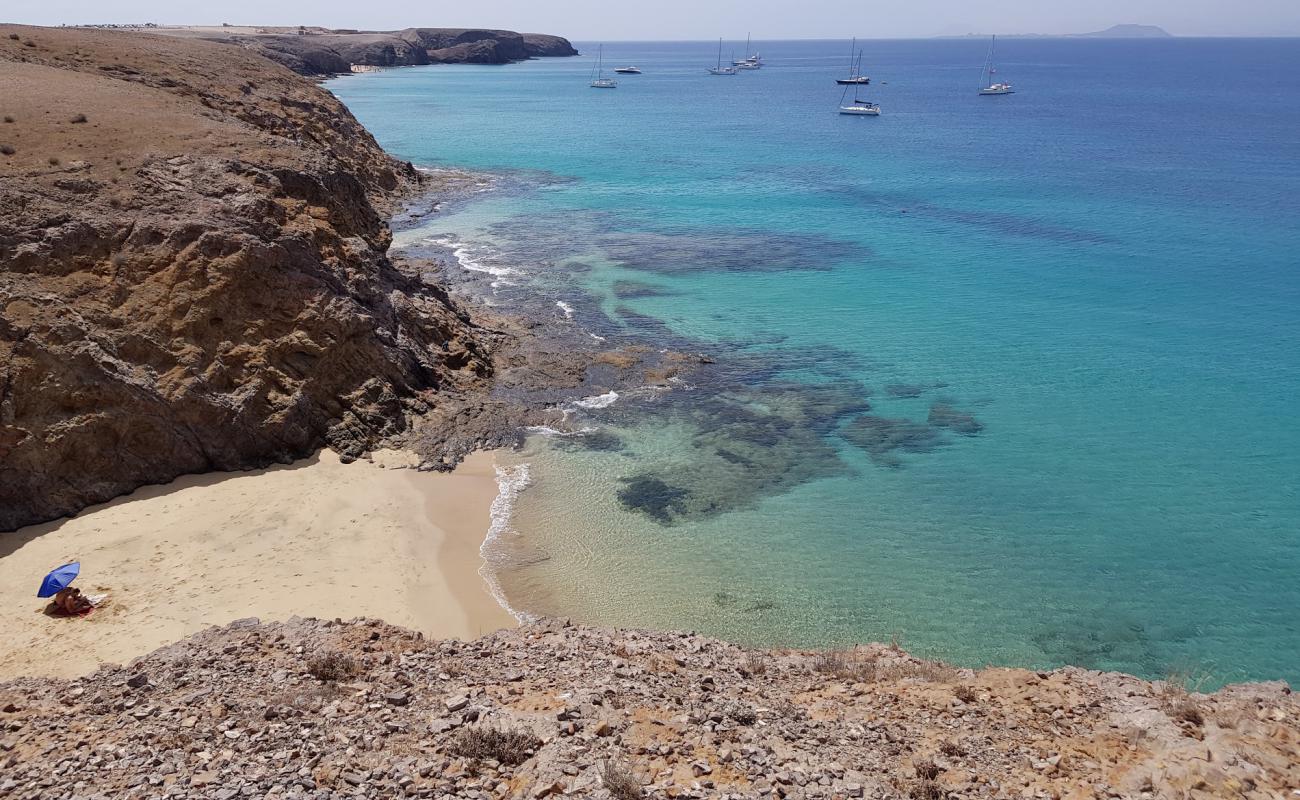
[978,35,1013,95]
[733,33,762,68]
[590,45,617,88]
[836,38,870,85]
[838,82,880,116]
[707,38,738,75]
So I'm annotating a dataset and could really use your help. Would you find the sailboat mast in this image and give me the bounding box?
[717,37,723,69]
[847,36,856,78]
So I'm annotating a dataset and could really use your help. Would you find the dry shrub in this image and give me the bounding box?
[812,648,877,682]
[953,685,977,703]
[915,759,941,781]
[0,144,14,156]
[48,156,59,166]
[910,779,945,800]
[724,701,758,725]
[743,650,768,676]
[70,113,87,124]
[938,740,964,757]
[600,761,642,800]
[3,116,13,123]
[449,726,541,766]
[9,33,22,40]
[877,659,958,683]
[1171,700,1204,727]
[306,651,361,682]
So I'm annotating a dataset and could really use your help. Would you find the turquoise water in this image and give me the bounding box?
[327,39,1300,685]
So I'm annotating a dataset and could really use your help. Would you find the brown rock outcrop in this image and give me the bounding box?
[0,26,494,530]
[200,27,579,75]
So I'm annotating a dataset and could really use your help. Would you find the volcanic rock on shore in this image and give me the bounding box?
[0,26,497,529]
[1,617,1295,799]
[200,27,578,75]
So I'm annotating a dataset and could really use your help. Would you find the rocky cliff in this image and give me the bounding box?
[205,28,579,76]
[0,26,497,530]
[1,617,1296,799]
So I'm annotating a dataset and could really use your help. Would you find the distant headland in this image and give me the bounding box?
[71,24,579,75]
[944,24,1174,39]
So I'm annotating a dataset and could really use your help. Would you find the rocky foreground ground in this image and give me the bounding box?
[0,618,1295,799]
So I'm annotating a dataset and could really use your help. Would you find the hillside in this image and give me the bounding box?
[0,25,496,529]
[0,618,1296,799]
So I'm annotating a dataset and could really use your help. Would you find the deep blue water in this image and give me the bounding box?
[327,38,1300,685]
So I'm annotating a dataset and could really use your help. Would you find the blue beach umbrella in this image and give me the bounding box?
[37,562,80,598]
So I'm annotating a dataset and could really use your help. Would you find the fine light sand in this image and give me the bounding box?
[0,450,516,680]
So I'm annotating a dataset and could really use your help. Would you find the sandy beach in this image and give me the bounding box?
[0,450,516,680]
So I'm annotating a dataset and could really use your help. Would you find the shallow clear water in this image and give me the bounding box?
[327,38,1300,685]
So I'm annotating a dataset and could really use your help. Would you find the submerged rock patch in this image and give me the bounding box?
[842,415,946,468]
[927,402,984,435]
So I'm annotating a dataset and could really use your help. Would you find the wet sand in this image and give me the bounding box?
[0,450,515,680]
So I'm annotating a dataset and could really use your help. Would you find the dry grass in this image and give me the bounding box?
[1171,700,1205,727]
[600,761,642,800]
[743,650,768,676]
[306,651,361,682]
[449,726,541,766]
[812,648,877,681]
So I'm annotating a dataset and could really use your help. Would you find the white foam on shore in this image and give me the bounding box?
[573,390,619,410]
[423,235,521,289]
[556,300,575,319]
[524,425,597,437]
[479,463,538,624]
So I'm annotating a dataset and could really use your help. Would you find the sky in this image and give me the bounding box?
[5,0,1300,39]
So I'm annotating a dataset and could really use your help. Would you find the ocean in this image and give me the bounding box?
[326,37,1300,686]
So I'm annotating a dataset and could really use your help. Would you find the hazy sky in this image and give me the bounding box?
[7,0,1300,39]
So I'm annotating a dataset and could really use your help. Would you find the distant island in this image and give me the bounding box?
[944,24,1173,39]
[1070,24,1173,38]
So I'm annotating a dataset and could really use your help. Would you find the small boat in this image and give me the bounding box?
[836,38,870,85]
[590,45,617,88]
[838,85,881,116]
[613,66,642,74]
[732,33,762,68]
[708,38,738,75]
[977,35,1014,95]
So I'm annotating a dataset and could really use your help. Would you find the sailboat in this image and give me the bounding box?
[733,33,762,68]
[836,38,870,85]
[707,38,738,75]
[978,35,1014,95]
[838,83,880,116]
[590,45,617,88]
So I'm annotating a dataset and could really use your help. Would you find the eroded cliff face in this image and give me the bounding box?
[0,26,494,530]
[212,28,579,76]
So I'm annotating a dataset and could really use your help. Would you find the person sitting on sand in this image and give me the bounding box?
[53,587,93,615]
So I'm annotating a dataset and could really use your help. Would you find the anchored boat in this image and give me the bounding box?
[708,38,738,75]
[978,35,1014,95]
[836,38,870,85]
[590,45,617,88]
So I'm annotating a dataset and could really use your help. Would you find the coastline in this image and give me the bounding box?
[0,449,515,680]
